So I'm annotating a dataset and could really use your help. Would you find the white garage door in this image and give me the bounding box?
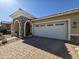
[33,21,68,40]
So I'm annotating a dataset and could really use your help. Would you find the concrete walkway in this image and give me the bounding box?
[0,36,78,59]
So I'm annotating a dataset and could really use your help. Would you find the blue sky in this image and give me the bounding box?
[0,0,79,22]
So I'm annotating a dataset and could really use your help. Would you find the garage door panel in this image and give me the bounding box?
[33,21,68,40]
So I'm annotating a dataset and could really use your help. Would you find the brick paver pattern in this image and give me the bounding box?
[0,40,78,59]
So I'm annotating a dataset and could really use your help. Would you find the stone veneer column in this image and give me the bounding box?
[13,16,32,38]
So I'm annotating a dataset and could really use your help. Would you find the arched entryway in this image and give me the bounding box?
[24,21,31,37]
[14,20,20,37]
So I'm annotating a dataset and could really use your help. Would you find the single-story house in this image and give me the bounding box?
[10,8,79,42]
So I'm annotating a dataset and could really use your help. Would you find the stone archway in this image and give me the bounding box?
[14,20,21,37]
[24,21,31,37]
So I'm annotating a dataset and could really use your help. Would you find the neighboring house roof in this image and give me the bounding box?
[10,8,36,19]
[32,8,79,21]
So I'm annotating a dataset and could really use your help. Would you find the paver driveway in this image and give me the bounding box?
[0,36,78,59]
[23,36,72,59]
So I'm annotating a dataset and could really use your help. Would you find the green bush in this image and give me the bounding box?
[0,29,11,34]
[0,29,7,34]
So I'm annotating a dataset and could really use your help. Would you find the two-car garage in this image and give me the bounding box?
[10,8,79,42]
[33,21,68,40]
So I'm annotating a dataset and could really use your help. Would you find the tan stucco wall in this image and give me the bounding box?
[32,13,79,34]
[71,13,79,34]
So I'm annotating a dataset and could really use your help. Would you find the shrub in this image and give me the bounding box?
[0,29,7,34]
[0,29,11,34]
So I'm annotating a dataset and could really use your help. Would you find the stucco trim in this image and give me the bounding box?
[10,9,36,19]
[14,20,21,37]
[68,19,71,41]
[24,20,32,37]
[70,34,79,36]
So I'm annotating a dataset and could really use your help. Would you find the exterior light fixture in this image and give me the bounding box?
[72,21,77,28]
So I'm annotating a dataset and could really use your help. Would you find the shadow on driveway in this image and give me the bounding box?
[22,36,72,59]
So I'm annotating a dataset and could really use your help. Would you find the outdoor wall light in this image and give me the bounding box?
[72,21,77,28]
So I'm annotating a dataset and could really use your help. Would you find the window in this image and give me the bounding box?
[35,25,39,27]
[40,24,45,27]
[47,23,53,26]
[55,23,64,25]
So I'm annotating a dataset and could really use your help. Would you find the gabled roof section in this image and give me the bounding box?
[10,8,36,19]
[32,8,79,21]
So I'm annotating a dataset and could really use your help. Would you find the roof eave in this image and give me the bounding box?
[32,8,79,21]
